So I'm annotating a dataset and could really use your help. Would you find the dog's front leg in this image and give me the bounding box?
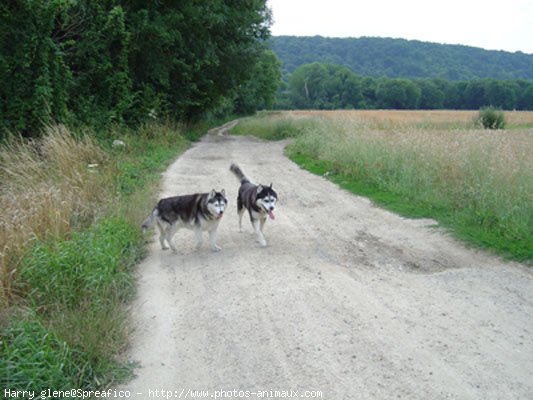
[253,219,267,247]
[208,229,221,252]
[194,228,203,250]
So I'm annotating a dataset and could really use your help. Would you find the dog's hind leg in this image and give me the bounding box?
[237,197,245,232]
[194,228,203,250]
[156,221,169,250]
[166,224,179,253]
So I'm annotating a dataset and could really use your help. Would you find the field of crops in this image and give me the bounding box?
[233,110,533,261]
[288,109,533,128]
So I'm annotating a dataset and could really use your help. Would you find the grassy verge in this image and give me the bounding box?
[0,119,208,391]
[232,112,533,263]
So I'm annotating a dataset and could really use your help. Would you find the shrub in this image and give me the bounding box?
[478,107,506,129]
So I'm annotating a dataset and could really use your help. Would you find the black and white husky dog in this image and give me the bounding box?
[141,190,227,253]
[230,163,277,247]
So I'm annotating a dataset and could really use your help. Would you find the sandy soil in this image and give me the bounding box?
[118,122,533,399]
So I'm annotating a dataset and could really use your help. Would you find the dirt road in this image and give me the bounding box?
[119,123,533,399]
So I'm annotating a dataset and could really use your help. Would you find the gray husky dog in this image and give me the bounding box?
[230,163,277,247]
[141,190,227,252]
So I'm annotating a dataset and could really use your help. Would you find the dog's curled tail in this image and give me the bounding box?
[230,163,249,184]
[141,208,158,233]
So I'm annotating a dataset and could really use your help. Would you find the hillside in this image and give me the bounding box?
[271,36,533,81]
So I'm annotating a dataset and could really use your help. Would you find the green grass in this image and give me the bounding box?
[1,218,141,391]
[1,317,95,390]
[233,113,533,263]
[231,112,314,140]
[18,218,140,310]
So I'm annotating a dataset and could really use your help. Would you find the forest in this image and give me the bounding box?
[271,36,533,111]
[275,62,533,110]
[271,36,533,80]
[0,0,280,136]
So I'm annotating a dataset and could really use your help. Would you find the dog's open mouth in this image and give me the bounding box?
[268,210,275,220]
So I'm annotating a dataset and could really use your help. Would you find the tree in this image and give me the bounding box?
[125,0,271,123]
[65,2,133,125]
[375,78,421,109]
[1,1,273,135]
[288,63,327,108]
[0,1,71,133]
[416,80,444,109]
[287,62,363,109]
[518,82,533,110]
[484,80,517,110]
[234,49,282,115]
[463,81,487,109]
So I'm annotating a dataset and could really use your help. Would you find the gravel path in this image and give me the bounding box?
[119,123,533,400]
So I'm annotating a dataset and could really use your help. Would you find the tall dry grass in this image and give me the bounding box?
[293,115,532,258]
[288,109,533,128]
[0,125,115,307]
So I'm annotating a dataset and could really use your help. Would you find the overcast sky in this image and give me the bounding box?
[267,0,533,54]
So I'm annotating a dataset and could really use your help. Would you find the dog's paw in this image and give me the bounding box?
[259,240,267,247]
[161,245,169,250]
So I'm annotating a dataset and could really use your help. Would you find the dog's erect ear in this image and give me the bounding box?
[220,188,226,197]
[269,183,273,188]
[256,184,263,194]
[208,189,216,199]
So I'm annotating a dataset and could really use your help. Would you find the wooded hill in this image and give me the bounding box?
[271,36,533,81]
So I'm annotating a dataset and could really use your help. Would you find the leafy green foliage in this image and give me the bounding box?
[286,63,363,109]
[271,36,533,81]
[278,62,533,111]
[234,50,282,114]
[0,1,272,136]
[375,79,421,109]
[0,1,71,133]
[477,107,506,129]
[126,0,272,123]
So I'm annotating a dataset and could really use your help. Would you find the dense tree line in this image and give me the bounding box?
[0,1,281,135]
[276,62,533,110]
[271,36,533,81]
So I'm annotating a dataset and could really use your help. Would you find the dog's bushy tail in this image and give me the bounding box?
[141,208,157,232]
[230,163,249,184]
